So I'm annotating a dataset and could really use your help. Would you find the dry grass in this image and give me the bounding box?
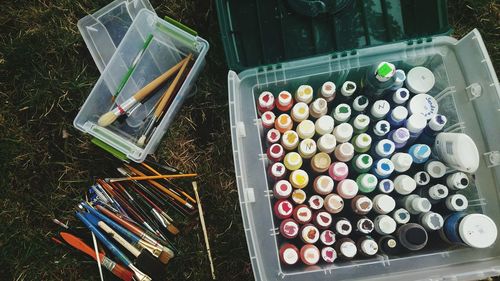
[0,0,498,280]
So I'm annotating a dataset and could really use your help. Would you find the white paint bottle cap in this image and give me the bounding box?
[406,66,435,94]
[434,133,480,173]
[407,94,438,120]
[459,214,498,248]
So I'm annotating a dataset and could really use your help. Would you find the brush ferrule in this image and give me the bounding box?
[129,264,151,281]
[101,256,117,271]
[151,209,167,228]
[113,97,138,116]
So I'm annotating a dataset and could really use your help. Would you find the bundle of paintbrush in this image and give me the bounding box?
[97,52,193,148]
[52,161,198,281]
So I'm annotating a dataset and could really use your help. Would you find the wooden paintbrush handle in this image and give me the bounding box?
[133,57,187,102]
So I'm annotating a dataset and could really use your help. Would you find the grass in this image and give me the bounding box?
[0,0,498,280]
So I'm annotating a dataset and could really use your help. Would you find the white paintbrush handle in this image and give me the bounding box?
[98,221,141,257]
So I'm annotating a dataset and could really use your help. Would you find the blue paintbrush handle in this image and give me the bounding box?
[81,202,141,244]
[75,212,132,267]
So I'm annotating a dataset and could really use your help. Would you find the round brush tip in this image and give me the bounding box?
[97,111,118,127]
[137,135,146,147]
[167,224,180,235]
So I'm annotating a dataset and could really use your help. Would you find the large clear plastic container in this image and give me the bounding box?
[74,9,209,162]
[228,29,500,281]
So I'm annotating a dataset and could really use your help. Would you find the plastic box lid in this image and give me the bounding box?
[78,0,155,73]
[216,0,451,72]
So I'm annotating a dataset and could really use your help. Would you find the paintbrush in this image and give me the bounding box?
[105,173,197,183]
[56,231,134,281]
[143,159,183,174]
[75,212,152,281]
[137,53,193,146]
[98,57,187,127]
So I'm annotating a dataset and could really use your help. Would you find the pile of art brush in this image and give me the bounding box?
[52,161,198,281]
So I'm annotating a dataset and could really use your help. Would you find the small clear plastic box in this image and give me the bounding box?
[74,9,209,162]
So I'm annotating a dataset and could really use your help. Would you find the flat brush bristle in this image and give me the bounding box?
[167,224,180,235]
[158,250,173,264]
[98,111,118,127]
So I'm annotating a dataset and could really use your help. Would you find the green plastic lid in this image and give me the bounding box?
[216,0,450,72]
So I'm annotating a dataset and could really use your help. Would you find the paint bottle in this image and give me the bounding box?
[293,205,313,224]
[405,114,427,144]
[417,184,449,204]
[336,179,359,199]
[392,88,410,105]
[370,100,391,121]
[261,111,276,129]
[352,133,372,153]
[373,194,396,215]
[387,106,409,128]
[371,158,395,179]
[300,244,320,265]
[397,223,428,251]
[357,236,379,257]
[324,193,344,214]
[313,175,334,195]
[275,113,293,133]
[313,211,332,229]
[407,94,438,120]
[295,85,314,104]
[268,162,287,182]
[320,81,336,103]
[372,120,391,140]
[317,134,336,154]
[387,69,406,91]
[413,171,431,186]
[311,152,331,174]
[335,238,357,260]
[332,103,352,123]
[283,152,303,171]
[363,62,397,97]
[374,215,397,235]
[405,66,435,94]
[276,91,294,112]
[391,152,413,173]
[393,175,417,195]
[352,95,370,113]
[296,119,315,139]
[279,243,300,265]
[328,162,349,181]
[444,194,469,212]
[433,133,480,173]
[372,139,396,159]
[315,115,335,136]
[351,195,373,215]
[298,139,317,160]
[273,180,293,199]
[309,98,328,119]
[333,123,354,143]
[419,114,447,145]
[399,194,432,215]
[281,130,299,151]
[425,160,447,179]
[351,114,370,134]
[321,247,337,263]
[439,213,497,248]
[280,219,300,239]
[387,127,410,149]
[267,143,285,162]
[333,217,353,236]
[378,179,395,194]
[308,195,324,211]
[334,142,355,162]
[273,199,293,219]
[341,81,357,99]
[292,189,307,205]
[356,173,378,194]
[289,169,309,189]
[257,91,275,114]
[299,224,320,244]
[446,172,470,190]
[355,217,375,235]
[320,230,336,246]
[378,235,402,255]
[408,144,431,164]
[419,212,444,231]
[291,102,310,123]
[392,208,410,225]
[266,128,281,146]
[352,154,373,174]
